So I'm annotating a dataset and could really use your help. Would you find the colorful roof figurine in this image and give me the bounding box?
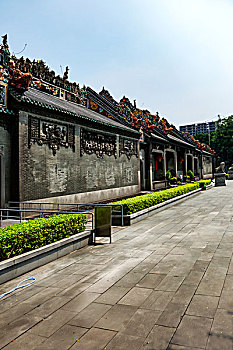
[0,34,216,154]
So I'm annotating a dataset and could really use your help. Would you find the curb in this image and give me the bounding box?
[112,188,204,226]
[0,230,92,285]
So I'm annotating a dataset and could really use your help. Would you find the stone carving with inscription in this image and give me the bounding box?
[80,128,116,158]
[28,116,75,155]
[119,137,138,160]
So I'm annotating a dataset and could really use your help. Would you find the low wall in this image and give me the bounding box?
[26,185,140,205]
[0,230,92,285]
[112,188,202,226]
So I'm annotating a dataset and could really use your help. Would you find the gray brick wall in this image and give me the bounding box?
[0,114,12,205]
[18,111,139,201]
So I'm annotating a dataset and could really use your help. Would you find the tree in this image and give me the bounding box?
[195,116,233,166]
[211,116,233,166]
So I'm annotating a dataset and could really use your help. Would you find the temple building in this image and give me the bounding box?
[0,35,215,207]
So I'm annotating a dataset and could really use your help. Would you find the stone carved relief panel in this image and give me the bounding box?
[119,137,138,159]
[28,115,75,155]
[80,128,117,158]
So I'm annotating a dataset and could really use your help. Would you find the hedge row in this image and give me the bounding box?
[111,180,211,215]
[0,214,87,261]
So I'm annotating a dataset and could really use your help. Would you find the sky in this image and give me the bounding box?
[1,0,233,126]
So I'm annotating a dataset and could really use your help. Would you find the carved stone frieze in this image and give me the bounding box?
[80,128,116,158]
[119,137,138,159]
[28,115,75,155]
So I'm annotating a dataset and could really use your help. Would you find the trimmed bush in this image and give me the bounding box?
[0,214,87,261]
[187,170,195,180]
[196,179,211,186]
[111,180,211,215]
[170,177,177,184]
[166,170,172,180]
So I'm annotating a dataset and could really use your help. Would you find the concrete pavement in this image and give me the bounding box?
[0,182,232,350]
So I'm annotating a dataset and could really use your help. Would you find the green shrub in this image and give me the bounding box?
[196,179,211,186]
[0,214,87,261]
[166,170,172,180]
[187,170,195,179]
[111,183,200,215]
[170,177,177,184]
[111,180,211,215]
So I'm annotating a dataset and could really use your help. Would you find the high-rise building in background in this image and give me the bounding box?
[179,120,217,135]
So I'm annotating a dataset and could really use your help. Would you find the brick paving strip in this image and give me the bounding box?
[0,183,232,350]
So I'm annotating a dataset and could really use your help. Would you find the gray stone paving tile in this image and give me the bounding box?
[0,302,37,327]
[105,332,144,350]
[214,249,232,258]
[196,275,225,297]
[227,258,233,274]
[183,269,205,286]
[114,271,145,287]
[20,286,62,308]
[155,275,185,292]
[206,308,233,350]
[192,260,209,272]
[186,295,219,318]
[156,302,187,328]
[140,290,174,311]
[0,314,43,349]
[57,281,92,298]
[94,304,137,331]
[171,284,196,306]
[61,291,100,313]
[95,286,130,305]
[141,325,176,350]
[3,330,46,350]
[49,274,85,289]
[68,302,111,328]
[118,287,152,307]
[167,345,203,350]
[223,273,233,290]
[33,325,88,350]
[68,327,116,350]
[27,295,72,319]
[218,289,233,310]
[120,309,161,337]
[30,309,77,337]
[149,262,175,274]
[171,315,213,348]
[136,273,166,289]
[131,261,158,274]
[0,285,44,314]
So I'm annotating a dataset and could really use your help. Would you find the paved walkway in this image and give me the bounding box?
[0,183,232,350]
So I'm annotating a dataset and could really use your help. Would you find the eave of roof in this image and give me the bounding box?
[167,134,196,148]
[9,87,140,136]
[0,107,14,115]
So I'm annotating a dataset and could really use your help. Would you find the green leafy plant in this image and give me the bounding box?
[187,170,195,180]
[0,214,87,261]
[111,181,212,215]
[170,177,177,184]
[166,170,172,180]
